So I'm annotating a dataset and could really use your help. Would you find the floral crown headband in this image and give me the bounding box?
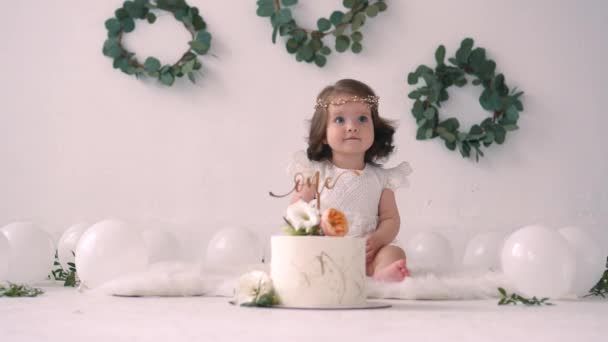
[314,95,379,110]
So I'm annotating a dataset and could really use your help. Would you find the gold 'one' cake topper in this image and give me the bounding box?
[270,170,360,209]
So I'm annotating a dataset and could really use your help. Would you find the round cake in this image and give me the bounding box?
[270,235,366,308]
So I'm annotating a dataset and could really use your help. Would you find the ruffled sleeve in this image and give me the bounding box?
[383,161,413,191]
[286,150,317,178]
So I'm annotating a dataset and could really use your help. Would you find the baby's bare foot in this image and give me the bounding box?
[373,259,409,282]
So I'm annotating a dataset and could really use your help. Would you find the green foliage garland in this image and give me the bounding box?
[408,38,524,161]
[256,0,388,67]
[102,0,212,86]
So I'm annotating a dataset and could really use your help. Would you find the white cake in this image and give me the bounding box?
[270,236,366,308]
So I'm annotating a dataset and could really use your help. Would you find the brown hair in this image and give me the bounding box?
[306,79,396,165]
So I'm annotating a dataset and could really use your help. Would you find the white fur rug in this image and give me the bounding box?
[94,262,514,300]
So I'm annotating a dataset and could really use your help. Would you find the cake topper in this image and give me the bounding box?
[269,170,359,236]
[269,170,359,210]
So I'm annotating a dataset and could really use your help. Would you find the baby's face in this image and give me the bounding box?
[325,95,374,159]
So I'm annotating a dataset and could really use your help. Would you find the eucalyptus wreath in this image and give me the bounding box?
[102,0,212,86]
[256,0,388,67]
[408,38,524,161]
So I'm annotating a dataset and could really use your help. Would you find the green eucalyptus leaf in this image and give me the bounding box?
[102,39,122,58]
[416,126,427,140]
[317,18,331,32]
[314,54,327,67]
[121,18,136,33]
[192,14,206,30]
[189,40,209,55]
[341,11,354,23]
[298,45,314,61]
[188,72,196,83]
[506,106,519,122]
[196,31,212,45]
[494,125,506,144]
[160,71,175,86]
[351,42,362,53]
[407,72,418,85]
[423,107,436,120]
[330,11,345,26]
[435,45,446,65]
[274,8,292,25]
[366,5,379,17]
[282,0,298,6]
[146,12,157,24]
[335,35,350,52]
[333,23,347,37]
[309,39,322,51]
[105,18,121,34]
[115,8,129,20]
[352,12,366,31]
[343,0,356,9]
[408,90,421,100]
[286,38,299,53]
[144,57,161,72]
[412,100,424,119]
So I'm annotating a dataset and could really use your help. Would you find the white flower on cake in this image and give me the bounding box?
[232,270,278,307]
[284,200,321,234]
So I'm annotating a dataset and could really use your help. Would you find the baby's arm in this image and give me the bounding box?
[366,189,400,261]
[290,185,315,204]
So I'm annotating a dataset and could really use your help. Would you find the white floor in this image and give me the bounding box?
[1,284,607,342]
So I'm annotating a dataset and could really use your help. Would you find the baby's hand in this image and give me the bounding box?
[365,233,382,263]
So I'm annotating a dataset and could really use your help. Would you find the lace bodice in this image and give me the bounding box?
[287,151,412,237]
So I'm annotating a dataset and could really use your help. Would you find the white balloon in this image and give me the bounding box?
[501,225,575,298]
[558,226,605,296]
[0,233,9,280]
[1,222,55,283]
[75,220,148,289]
[204,227,263,270]
[141,229,180,263]
[463,232,505,272]
[57,223,89,271]
[405,232,454,273]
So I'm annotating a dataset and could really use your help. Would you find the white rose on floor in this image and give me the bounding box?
[285,200,320,233]
[233,271,275,306]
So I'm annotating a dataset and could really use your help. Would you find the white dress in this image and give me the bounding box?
[288,151,412,237]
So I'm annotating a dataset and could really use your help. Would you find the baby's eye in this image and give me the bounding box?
[334,116,345,124]
[358,115,369,123]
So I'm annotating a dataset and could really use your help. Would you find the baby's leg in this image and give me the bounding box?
[371,245,409,282]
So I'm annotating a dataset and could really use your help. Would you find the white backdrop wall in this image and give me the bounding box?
[1,0,607,260]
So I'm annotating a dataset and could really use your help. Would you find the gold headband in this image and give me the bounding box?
[314,95,379,110]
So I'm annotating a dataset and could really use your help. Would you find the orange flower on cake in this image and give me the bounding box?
[320,208,349,237]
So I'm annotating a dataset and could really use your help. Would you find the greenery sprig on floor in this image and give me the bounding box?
[586,257,608,298]
[49,251,79,287]
[497,287,553,306]
[0,283,44,297]
[256,0,387,67]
